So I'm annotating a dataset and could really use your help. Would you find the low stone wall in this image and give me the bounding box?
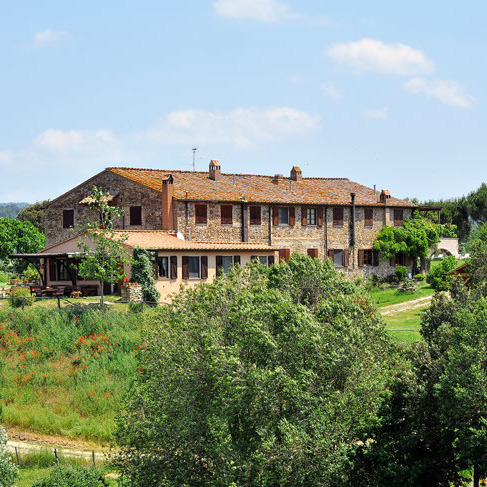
[121,284,143,302]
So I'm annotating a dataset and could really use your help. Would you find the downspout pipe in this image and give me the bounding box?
[350,193,356,247]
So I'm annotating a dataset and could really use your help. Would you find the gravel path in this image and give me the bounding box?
[380,296,433,316]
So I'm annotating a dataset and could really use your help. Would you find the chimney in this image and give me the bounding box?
[379,189,391,204]
[209,160,221,181]
[290,166,302,181]
[272,174,285,185]
[161,174,174,230]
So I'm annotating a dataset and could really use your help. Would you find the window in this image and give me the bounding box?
[63,210,74,229]
[56,260,70,281]
[328,249,349,268]
[278,207,289,225]
[307,208,317,226]
[364,208,373,227]
[195,205,207,225]
[188,256,200,278]
[307,248,318,259]
[250,206,261,226]
[394,209,404,227]
[363,249,373,266]
[221,205,233,225]
[251,255,275,266]
[333,249,343,267]
[157,256,169,278]
[130,206,142,226]
[333,207,344,226]
[216,255,241,274]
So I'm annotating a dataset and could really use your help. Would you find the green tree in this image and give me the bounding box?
[131,247,160,305]
[374,211,439,273]
[0,217,45,273]
[467,222,487,287]
[426,255,457,291]
[16,200,50,234]
[75,186,131,307]
[0,426,18,487]
[115,255,396,486]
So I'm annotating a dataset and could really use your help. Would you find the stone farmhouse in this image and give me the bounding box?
[32,160,416,300]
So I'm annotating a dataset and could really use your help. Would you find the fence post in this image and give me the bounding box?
[92,449,96,467]
[15,446,20,466]
[54,448,59,465]
[57,297,61,309]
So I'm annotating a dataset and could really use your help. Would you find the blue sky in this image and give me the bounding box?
[0,0,485,202]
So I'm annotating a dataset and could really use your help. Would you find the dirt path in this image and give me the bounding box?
[380,295,433,316]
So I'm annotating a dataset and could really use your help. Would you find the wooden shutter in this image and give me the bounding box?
[279,249,290,263]
[49,260,57,281]
[372,250,379,267]
[327,249,334,260]
[307,248,318,259]
[216,255,223,275]
[364,208,373,227]
[250,206,261,225]
[333,207,344,226]
[195,204,207,224]
[390,256,396,267]
[182,256,189,279]
[153,259,158,279]
[317,207,324,227]
[221,205,233,225]
[394,209,404,227]
[233,255,241,266]
[272,206,279,226]
[343,249,350,267]
[170,256,177,279]
[268,255,275,266]
[200,256,208,279]
[289,207,295,226]
[358,249,364,267]
[301,207,307,226]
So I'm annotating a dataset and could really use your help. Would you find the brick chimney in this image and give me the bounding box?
[290,166,302,181]
[379,189,391,204]
[161,174,174,230]
[209,160,221,181]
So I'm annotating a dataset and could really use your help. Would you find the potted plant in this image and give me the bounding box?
[10,275,19,285]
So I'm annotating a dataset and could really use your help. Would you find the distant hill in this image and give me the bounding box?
[0,202,30,218]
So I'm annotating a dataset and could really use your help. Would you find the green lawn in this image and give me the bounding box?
[367,281,434,308]
[382,305,428,346]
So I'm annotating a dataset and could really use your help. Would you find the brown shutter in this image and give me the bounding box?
[182,256,189,279]
[279,249,290,263]
[153,259,158,279]
[364,208,373,227]
[200,256,208,279]
[327,249,334,260]
[170,256,177,279]
[250,206,261,225]
[307,248,318,259]
[195,204,207,224]
[358,249,364,267]
[221,205,233,225]
[233,255,241,266]
[372,250,379,267]
[317,207,323,227]
[216,255,223,275]
[289,207,295,226]
[390,256,396,267]
[301,206,307,226]
[394,209,404,227]
[343,250,350,267]
[268,255,275,266]
[272,206,279,226]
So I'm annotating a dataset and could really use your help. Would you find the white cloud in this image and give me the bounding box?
[0,151,11,165]
[403,78,475,109]
[326,38,435,76]
[35,129,117,152]
[320,82,343,99]
[144,107,320,148]
[33,28,68,47]
[363,107,388,120]
[214,0,294,21]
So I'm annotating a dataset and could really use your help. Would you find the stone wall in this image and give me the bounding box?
[45,170,163,246]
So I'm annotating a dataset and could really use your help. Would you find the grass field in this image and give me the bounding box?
[367,281,434,308]
[382,304,429,345]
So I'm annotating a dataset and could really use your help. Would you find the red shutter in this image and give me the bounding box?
[182,256,189,279]
[233,255,241,266]
[221,205,233,225]
[289,207,295,226]
[268,255,275,266]
[358,249,364,267]
[333,207,344,226]
[364,208,373,227]
[307,248,318,259]
[372,250,379,267]
[279,249,290,263]
[272,206,279,226]
[200,256,208,279]
[301,207,307,226]
[327,249,334,260]
[170,256,177,279]
[343,250,350,267]
[317,207,324,227]
[250,206,261,225]
[216,256,223,275]
[195,205,207,224]
[394,209,404,227]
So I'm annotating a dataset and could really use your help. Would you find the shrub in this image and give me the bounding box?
[131,248,160,306]
[414,274,425,281]
[31,465,108,487]
[426,255,457,291]
[0,426,18,487]
[9,287,31,308]
[0,271,8,283]
[395,266,408,282]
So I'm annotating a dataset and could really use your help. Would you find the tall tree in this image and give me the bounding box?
[75,186,131,307]
[16,200,50,234]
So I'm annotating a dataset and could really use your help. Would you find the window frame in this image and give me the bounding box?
[278,207,290,226]
[156,256,170,279]
[187,256,201,279]
[307,207,317,226]
[363,249,373,266]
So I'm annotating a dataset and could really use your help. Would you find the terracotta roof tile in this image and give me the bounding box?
[108,167,414,207]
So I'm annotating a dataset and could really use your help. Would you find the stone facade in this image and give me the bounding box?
[45,171,163,247]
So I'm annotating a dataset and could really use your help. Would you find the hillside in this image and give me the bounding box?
[0,202,30,219]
